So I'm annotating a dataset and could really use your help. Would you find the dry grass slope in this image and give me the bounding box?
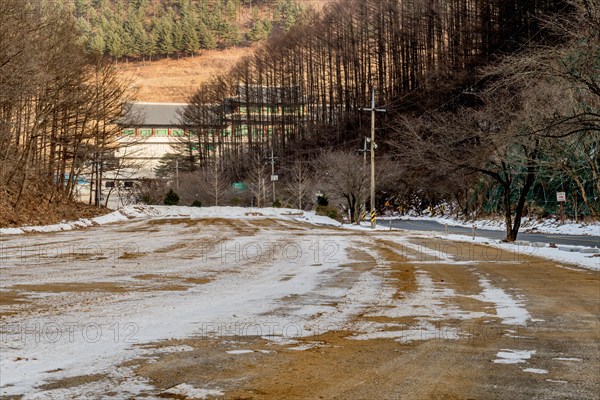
[0,179,108,228]
[117,46,259,103]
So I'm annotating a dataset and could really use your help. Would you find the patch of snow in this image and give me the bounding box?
[553,357,581,362]
[469,277,530,325]
[391,213,600,236]
[346,256,490,343]
[164,384,224,399]
[295,213,342,227]
[493,349,536,364]
[365,270,489,322]
[399,241,459,263]
[0,227,24,235]
[504,333,531,339]
[225,349,254,355]
[17,366,153,400]
[545,379,568,383]
[350,322,461,343]
[118,205,313,222]
[261,336,299,346]
[287,342,323,351]
[555,265,585,272]
[0,211,128,236]
[518,243,598,271]
[523,368,548,374]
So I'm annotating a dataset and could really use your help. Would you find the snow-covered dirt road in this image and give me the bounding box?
[1,210,598,399]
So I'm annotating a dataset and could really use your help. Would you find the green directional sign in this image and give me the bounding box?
[232,182,247,191]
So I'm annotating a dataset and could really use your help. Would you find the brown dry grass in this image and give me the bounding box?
[114,2,338,103]
[0,184,109,229]
[37,373,108,391]
[8,278,208,297]
[117,46,259,103]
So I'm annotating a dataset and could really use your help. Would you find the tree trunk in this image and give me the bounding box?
[509,159,537,241]
[346,194,356,224]
[503,182,514,241]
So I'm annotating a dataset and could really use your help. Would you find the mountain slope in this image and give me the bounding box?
[117,45,258,102]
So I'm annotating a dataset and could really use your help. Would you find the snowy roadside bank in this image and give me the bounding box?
[0,205,341,236]
[342,220,599,271]
[438,233,600,272]
[381,214,600,237]
[0,210,130,235]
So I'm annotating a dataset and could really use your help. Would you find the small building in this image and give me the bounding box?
[99,93,308,208]
[115,102,189,178]
[81,102,191,209]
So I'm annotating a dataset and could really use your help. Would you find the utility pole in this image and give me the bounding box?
[361,89,386,229]
[268,148,278,203]
[99,157,103,208]
[95,160,100,208]
[357,137,370,222]
[175,159,179,192]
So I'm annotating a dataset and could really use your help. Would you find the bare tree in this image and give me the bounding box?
[315,150,397,223]
[199,160,231,206]
[128,178,168,205]
[245,152,270,207]
[284,160,313,209]
[392,86,545,242]
[487,0,600,140]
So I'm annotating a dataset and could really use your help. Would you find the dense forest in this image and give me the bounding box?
[162,0,599,240]
[73,0,305,58]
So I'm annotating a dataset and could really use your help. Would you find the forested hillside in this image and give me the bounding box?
[73,0,306,59]
[167,0,598,240]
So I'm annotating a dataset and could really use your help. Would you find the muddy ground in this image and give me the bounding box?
[1,218,598,399]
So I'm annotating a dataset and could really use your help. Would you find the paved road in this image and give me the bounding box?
[383,219,600,248]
